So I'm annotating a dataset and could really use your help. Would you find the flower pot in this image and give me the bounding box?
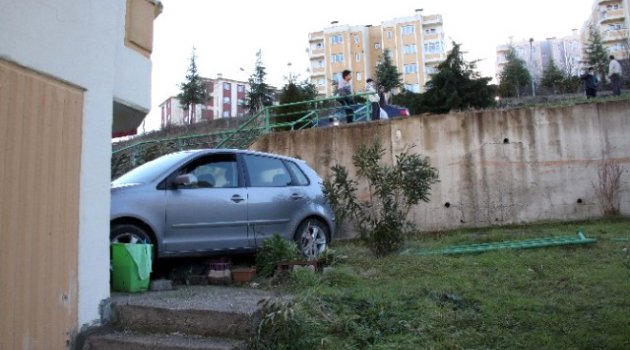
[231,267,256,284]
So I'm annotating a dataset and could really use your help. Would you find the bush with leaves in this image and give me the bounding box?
[256,233,299,278]
[324,139,439,256]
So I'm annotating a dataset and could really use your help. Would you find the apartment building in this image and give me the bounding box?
[160,75,249,128]
[308,10,446,96]
[495,32,583,83]
[581,0,630,60]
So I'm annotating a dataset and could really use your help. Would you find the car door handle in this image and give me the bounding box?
[231,195,245,203]
[290,193,303,200]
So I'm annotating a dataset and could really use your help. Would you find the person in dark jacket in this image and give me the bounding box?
[581,67,598,98]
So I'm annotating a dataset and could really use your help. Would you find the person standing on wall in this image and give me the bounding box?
[338,70,354,123]
[365,78,380,121]
[581,67,598,99]
[608,55,622,96]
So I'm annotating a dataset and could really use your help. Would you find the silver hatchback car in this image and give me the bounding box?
[110,149,335,259]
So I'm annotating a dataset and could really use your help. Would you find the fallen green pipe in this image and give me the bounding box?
[401,230,597,256]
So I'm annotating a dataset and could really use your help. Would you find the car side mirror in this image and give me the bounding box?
[173,174,197,188]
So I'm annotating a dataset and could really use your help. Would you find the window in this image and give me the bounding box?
[182,154,239,189]
[424,28,436,34]
[285,161,309,186]
[223,111,230,117]
[401,25,415,36]
[332,72,342,82]
[223,82,231,90]
[404,84,420,93]
[356,72,362,81]
[312,59,324,68]
[354,35,360,44]
[331,53,344,62]
[387,50,394,59]
[223,96,230,104]
[423,41,443,53]
[426,66,438,75]
[374,42,381,49]
[237,84,245,93]
[318,79,325,86]
[404,63,418,74]
[386,31,393,39]
[355,53,361,62]
[403,44,417,54]
[315,42,323,49]
[237,98,244,106]
[330,34,343,44]
[243,155,292,187]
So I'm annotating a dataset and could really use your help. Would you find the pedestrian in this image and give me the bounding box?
[365,78,380,121]
[338,69,354,123]
[608,55,622,96]
[378,85,386,108]
[581,67,598,99]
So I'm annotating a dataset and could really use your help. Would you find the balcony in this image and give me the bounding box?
[309,48,325,58]
[602,28,628,42]
[599,9,625,23]
[309,31,324,42]
[422,14,443,25]
[424,53,446,63]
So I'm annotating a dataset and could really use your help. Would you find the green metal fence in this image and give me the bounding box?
[111,93,373,178]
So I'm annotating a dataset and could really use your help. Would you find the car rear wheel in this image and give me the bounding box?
[111,224,153,245]
[295,218,329,260]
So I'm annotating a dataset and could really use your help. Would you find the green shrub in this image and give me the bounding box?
[324,139,439,256]
[256,234,299,278]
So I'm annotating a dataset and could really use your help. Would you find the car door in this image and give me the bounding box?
[163,153,249,253]
[242,154,308,246]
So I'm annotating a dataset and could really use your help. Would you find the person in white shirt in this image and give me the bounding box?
[365,79,380,121]
[608,55,622,96]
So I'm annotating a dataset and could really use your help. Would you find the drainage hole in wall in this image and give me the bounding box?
[577,198,583,204]
[444,202,451,208]
[503,138,510,144]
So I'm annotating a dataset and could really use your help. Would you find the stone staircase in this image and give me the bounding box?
[81,286,276,350]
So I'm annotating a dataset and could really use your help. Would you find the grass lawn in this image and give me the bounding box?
[255,218,630,350]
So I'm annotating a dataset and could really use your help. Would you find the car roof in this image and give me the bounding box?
[182,148,305,164]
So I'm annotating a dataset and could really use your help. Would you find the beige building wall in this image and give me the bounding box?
[582,0,629,59]
[309,11,446,96]
[0,59,83,350]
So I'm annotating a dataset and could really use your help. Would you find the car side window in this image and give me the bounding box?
[177,154,239,189]
[285,161,309,186]
[243,154,292,187]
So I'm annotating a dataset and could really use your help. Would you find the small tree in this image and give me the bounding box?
[540,59,566,94]
[584,26,609,83]
[498,46,531,98]
[177,47,206,125]
[423,41,495,114]
[375,49,403,92]
[276,79,319,129]
[247,50,274,114]
[323,139,439,257]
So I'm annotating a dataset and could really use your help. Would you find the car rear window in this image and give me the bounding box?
[285,161,310,186]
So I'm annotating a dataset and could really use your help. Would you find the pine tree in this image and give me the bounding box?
[375,49,403,92]
[177,47,206,124]
[498,46,531,97]
[246,50,273,114]
[422,42,495,114]
[584,26,610,83]
[541,59,566,94]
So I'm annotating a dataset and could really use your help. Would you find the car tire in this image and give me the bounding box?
[110,224,153,245]
[294,218,329,259]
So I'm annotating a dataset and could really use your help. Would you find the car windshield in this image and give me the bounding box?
[112,151,195,186]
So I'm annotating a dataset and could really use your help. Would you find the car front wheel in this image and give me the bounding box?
[295,218,329,260]
[111,224,153,245]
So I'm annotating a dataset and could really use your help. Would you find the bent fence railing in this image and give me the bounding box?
[112,93,373,178]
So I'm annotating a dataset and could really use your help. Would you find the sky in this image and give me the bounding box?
[141,0,595,133]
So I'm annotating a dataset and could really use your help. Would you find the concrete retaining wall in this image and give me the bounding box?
[251,100,630,234]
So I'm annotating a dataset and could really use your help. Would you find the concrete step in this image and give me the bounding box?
[84,330,247,350]
[109,286,271,340]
